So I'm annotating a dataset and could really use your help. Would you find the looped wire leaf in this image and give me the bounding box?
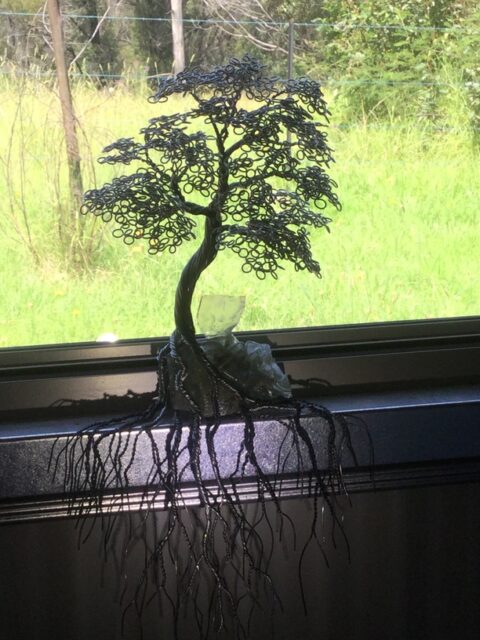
[83,54,341,273]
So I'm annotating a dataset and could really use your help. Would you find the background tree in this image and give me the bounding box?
[82,55,340,344]
[198,0,287,54]
[311,0,466,121]
[65,0,122,82]
[130,0,172,77]
[3,1,480,137]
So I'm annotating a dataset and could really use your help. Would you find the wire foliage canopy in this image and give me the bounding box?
[82,55,340,284]
[61,57,354,640]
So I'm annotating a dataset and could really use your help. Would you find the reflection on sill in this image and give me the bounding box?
[0,388,479,524]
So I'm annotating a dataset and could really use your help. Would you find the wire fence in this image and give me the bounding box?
[1,7,479,137]
[1,8,479,90]
[0,4,478,308]
[1,9,480,34]
[1,67,478,89]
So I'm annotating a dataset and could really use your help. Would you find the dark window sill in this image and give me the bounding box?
[1,317,480,524]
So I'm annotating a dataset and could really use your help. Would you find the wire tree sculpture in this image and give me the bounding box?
[56,56,355,639]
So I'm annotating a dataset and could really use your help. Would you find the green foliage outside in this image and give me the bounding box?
[0,1,479,347]
[2,1,480,131]
[0,79,478,348]
[297,0,479,128]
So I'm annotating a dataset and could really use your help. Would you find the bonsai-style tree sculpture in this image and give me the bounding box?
[84,56,338,363]
[60,56,353,639]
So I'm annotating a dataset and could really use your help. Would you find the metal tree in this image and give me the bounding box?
[83,55,340,344]
[62,57,353,639]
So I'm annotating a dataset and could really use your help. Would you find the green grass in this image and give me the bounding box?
[0,80,479,348]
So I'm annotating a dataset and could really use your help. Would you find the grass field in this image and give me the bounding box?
[0,79,479,348]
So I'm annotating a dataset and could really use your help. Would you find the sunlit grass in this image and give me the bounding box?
[0,80,478,348]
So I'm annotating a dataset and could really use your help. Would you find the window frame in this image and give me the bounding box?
[1,315,480,409]
[1,315,480,524]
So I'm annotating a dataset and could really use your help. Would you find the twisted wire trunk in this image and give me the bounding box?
[174,214,221,343]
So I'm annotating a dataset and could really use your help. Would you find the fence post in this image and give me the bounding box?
[46,0,84,264]
[288,18,294,81]
[287,19,294,149]
[170,0,185,75]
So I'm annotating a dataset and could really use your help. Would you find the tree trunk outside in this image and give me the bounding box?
[170,0,185,75]
[47,0,84,265]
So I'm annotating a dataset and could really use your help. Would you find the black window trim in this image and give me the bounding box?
[1,315,480,524]
[1,315,480,408]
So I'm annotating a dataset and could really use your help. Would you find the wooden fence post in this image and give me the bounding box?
[287,19,294,149]
[46,0,84,263]
[170,0,185,75]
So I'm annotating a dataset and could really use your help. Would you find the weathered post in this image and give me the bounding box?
[287,18,294,149]
[288,18,294,81]
[46,0,84,264]
[170,0,185,75]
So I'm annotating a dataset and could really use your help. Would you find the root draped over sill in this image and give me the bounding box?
[51,331,358,640]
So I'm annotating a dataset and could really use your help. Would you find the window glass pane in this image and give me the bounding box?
[1,3,479,348]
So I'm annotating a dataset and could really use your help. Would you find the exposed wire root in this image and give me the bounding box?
[56,330,358,639]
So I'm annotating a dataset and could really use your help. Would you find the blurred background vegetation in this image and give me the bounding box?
[0,1,479,346]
